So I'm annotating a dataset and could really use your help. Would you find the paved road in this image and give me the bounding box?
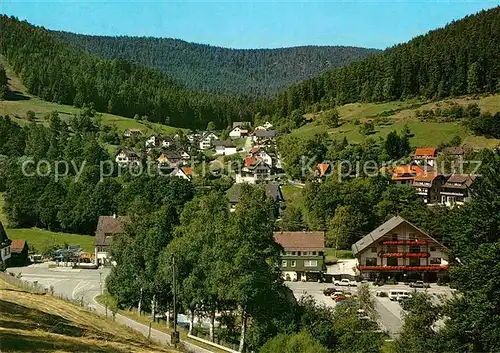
[7,264,213,353]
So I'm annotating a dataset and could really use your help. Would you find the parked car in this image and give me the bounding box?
[330,291,345,299]
[397,293,410,302]
[334,278,356,287]
[323,287,336,296]
[409,280,430,288]
[389,290,410,301]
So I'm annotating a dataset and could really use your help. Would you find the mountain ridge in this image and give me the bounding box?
[55,31,379,98]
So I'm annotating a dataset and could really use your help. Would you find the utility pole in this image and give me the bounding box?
[99,271,103,296]
[172,256,179,346]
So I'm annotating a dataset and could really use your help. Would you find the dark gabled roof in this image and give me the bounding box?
[227,182,284,204]
[164,150,182,159]
[0,221,11,248]
[351,216,445,256]
[233,121,251,129]
[116,148,139,158]
[95,216,130,247]
[255,130,276,138]
[214,140,235,148]
[444,146,471,156]
[273,231,325,251]
[442,174,476,189]
[266,182,285,202]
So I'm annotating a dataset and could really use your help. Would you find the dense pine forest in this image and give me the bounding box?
[0,15,254,129]
[273,7,500,119]
[55,32,378,98]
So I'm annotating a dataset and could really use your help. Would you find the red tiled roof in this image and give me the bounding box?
[273,231,325,251]
[415,148,437,158]
[317,163,330,177]
[11,239,26,251]
[181,167,192,176]
[392,165,424,180]
[249,146,260,154]
[413,172,438,182]
[244,157,258,168]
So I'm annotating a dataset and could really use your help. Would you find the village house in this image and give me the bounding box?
[391,164,424,186]
[227,182,284,214]
[123,128,143,138]
[170,167,193,180]
[145,135,174,149]
[316,163,331,180]
[199,132,219,150]
[412,172,447,204]
[440,174,476,207]
[413,147,438,167]
[443,146,471,160]
[235,157,271,184]
[180,151,191,161]
[352,216,449,282]
[10,239,29,266]
[247,146,273,167]
[187,132,201,144]
[157,150,182,168]
[0,221,12,265]
[115,149,140,167]
[254,121,273,131]
[95,215,130,266]
[274,231,325,282]
[214,140,238,156]
[252,130,276,143]
[229,126,249,139]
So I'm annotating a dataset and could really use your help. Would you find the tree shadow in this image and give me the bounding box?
[0,300,84,337]
[4,89,30,101]
[0,332,128,352]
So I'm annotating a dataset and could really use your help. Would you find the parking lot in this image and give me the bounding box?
[7,263,110,304]
[286,280,455,338]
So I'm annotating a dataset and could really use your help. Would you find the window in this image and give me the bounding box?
[371,247,377,253]
[392,234,398,241]
[430,258,441,265]
[304,260,318,267]
[387,246,398,253]
[318,251,323,256]
[365,258,377,266]
[297,251,301,256]
[291,251,296,256]
[409,258,420,266]
[291,260,296,267]
[430,246,436,252]
[281,260,287,268]
[387,258,398,266]
[409,245,421,253]
[409,233,416,240]
[312,251,317,256]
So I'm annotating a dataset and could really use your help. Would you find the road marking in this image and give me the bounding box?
[72,280,91,300]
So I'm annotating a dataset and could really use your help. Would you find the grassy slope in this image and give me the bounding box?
[0,278,175,353]
[0,192,94,253]
[296,95,500,148]
[0,55,182,135]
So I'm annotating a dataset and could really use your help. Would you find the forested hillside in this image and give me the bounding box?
[273,7,500,119]
[0,15,252,129]
[0,64,8,98]
[56,32,379,98]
